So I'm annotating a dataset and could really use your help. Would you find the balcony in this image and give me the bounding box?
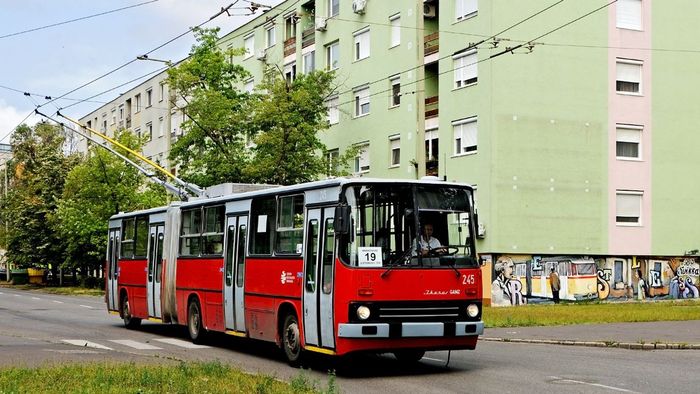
[284,37,297,57]
[425,96,439,119]
[301,28,315,49]
[424,32,439,56]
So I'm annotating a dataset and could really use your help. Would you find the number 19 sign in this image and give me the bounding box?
[357,247,383,267]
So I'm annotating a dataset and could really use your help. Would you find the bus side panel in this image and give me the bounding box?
[119,259,148,318]
[176,258,225,331]
[245,257,303,342]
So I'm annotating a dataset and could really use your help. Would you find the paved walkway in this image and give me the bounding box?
[482,320,700,350]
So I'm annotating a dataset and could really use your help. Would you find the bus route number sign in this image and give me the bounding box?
[357,247,383,267]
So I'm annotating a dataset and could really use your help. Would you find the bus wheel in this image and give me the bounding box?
[188,299,206,344]
[121,294,141,329]
[393,350,425,363]
[282,314,304,366]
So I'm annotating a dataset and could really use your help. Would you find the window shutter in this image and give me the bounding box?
[617,0,642,30]
[464,0,478,15]
[465,52,478,81]
[617,193,641,218]
[617,127,641,143]
[464,121,477,149]
[617,62,641,83]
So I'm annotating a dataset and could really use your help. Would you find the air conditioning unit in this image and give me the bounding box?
[315,17,327,31]
[423,4,436,18]
[256,49,267,61]
[352,0,367,14]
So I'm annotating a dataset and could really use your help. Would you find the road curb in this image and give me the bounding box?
[480,337,700,350]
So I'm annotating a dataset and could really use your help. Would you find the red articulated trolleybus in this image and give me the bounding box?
[105,178,484,365]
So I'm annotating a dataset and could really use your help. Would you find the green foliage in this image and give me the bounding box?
[0,122,79,269]
[167,28,355,187]
[56,130,167,273]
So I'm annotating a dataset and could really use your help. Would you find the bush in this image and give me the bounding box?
[80,276,104,289]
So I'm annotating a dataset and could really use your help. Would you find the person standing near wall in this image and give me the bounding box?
[550,267,561,303]
[635,269,647,300]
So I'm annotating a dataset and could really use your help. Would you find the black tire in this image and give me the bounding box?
[188,298,206,344]
[282,314,304,367]
[393,349,425,363]
[121,294,141,329]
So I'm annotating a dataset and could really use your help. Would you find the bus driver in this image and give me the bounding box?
[413,223,446,256]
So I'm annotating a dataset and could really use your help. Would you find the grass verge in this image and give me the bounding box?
[0,362,335,394]
[483,300,700,327]
[0,284,104,297]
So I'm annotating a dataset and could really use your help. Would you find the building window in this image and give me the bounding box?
[146,88,153,107]
[326,95,339,124]
[326,149,339,175]
[425,129,439,162]
[389,136,400,167]
[454,50,477,88]
[354,28,370,61]
[617,0,642,30]
[266,25,276,48]
[244,34,254,59]
[390,14,400,48]
[159,84,164,102]
[135,127,141,140]
[146,122,153,141]
[354,86,370,117]
[159,117,164,137]
[303,50,315,73]
[326,41,339,70]
[616,124,642,159]
[389,75,400,107]
[102,120,107,132]
[616,59,642,94]
[328,0,339,17]
[135,94,142,112]
[455,0,478,21]
[285,14,297,40]
[453,116,477,155]
[111,109,116,125]
[354,144,370,173]
[616,191,642,225]
[284,62,297,83]
[614,260,624,284]
[244,78,254,93]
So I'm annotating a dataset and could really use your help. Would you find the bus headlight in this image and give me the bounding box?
[356,305,371,320]
[466,304,479,318]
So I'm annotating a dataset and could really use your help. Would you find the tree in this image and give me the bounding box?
[167,27,254,187]
[167,28,356,187]
[0,122,78,269]
[56,130,167,276]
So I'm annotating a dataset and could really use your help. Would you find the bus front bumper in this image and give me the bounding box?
[337,321,484,338]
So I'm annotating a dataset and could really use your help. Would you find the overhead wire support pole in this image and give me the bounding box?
[55,112,205,198]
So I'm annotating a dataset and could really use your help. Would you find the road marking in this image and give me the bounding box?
[79,305,94,309]
[14,294,20,297]
[153,338,210,349]
[31,297,41,300]
[53,300,63,304]
[0,292,4,295]
[549,376,638,393]
[109,340,163,350]
[62,340,112,350]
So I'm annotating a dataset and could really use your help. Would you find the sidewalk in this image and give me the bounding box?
[481,320,700,350]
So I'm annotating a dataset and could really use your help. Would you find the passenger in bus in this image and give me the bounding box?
[412,223,446,256]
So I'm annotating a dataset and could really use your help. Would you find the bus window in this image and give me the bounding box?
[276,195,304,254]
[236,224,246,287]
[180,208,202,256]
[225,225,235,286]
[305,219,319,292]
[322,218,334,294]
[203,206,225,255]
[121,218,135,258]
[250,197,276,255]
[135,217,148,257]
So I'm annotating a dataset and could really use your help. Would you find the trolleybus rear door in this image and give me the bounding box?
[147,224,165,318]
[224,215,248,332]
[303,207,335,349]
[107,229,119,311]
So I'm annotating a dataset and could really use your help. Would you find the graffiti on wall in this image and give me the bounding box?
[489,254,700,306]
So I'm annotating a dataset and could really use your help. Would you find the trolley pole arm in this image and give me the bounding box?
[36,110,190,200]
[57,112,206,198]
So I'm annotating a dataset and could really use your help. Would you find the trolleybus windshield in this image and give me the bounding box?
[339,183,478,268]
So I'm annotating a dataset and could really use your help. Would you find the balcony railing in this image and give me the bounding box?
[424,32,439,56]
[425,96,439,118]
[284,37,297,57]
[301,28,315,48]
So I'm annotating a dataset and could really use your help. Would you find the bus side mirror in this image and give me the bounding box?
[334,205,350,234]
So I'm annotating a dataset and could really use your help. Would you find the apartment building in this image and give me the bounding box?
[79,0,700,305]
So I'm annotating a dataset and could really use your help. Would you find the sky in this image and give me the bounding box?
[0,0,281,144]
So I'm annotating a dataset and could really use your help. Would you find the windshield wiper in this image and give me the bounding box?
[381,249,411,278]
[445,259,461,278]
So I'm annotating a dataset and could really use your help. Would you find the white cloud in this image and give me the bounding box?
[0,100,38,143]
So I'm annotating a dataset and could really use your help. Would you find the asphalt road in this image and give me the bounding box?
[1,287,699,393]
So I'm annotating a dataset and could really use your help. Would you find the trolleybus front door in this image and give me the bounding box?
[107,229,119,311]
[224,215,248,333]
[303,207,335,349]
[147,224,165,318]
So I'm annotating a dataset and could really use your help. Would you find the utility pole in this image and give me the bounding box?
[415,0,426,178]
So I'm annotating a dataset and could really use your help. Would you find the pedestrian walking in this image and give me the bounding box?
[550,267,560,303]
